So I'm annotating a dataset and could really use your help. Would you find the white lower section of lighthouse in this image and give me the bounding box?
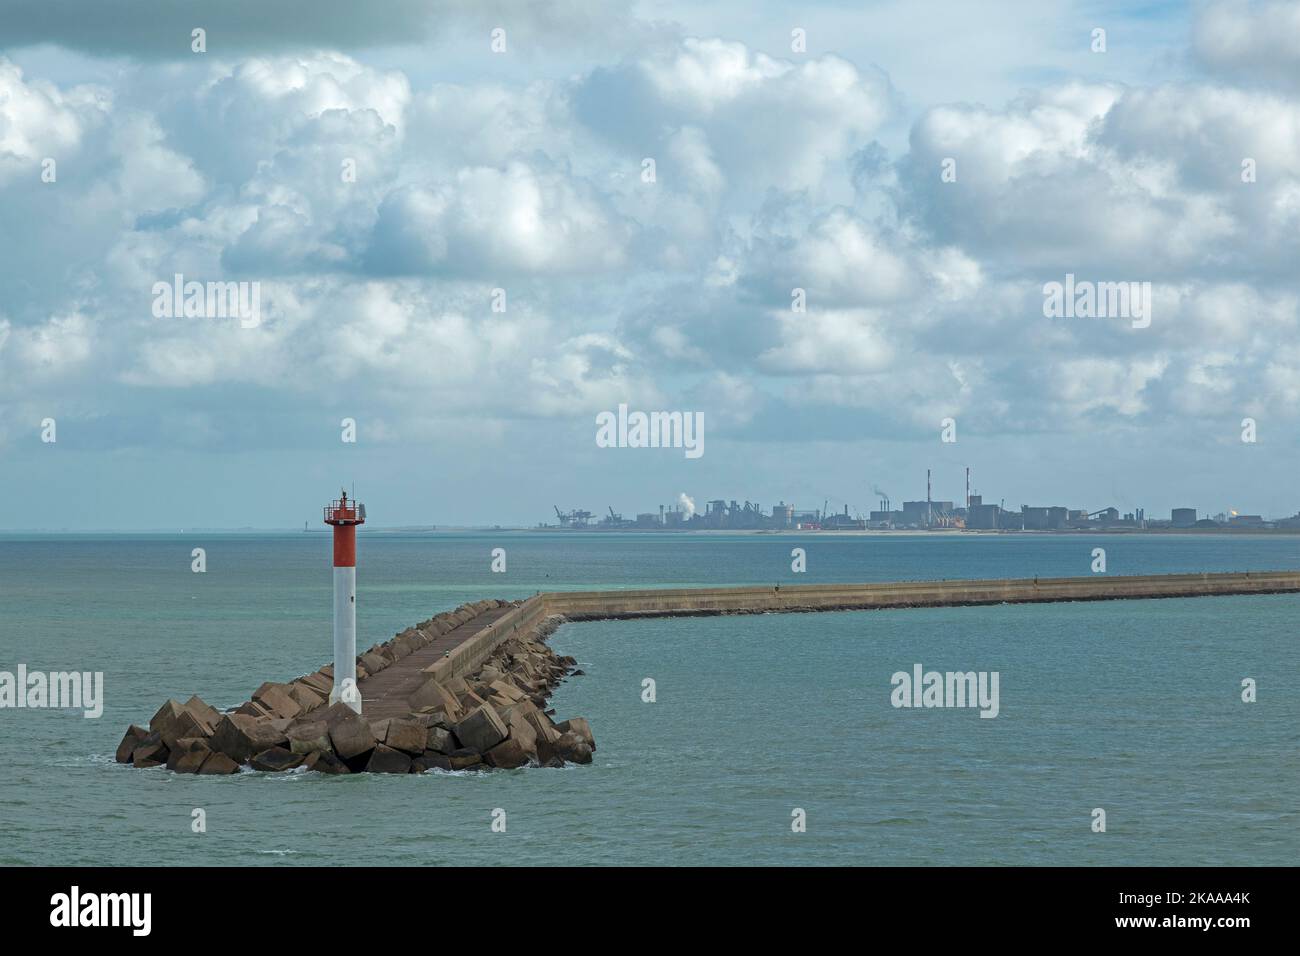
[330,565,361,713]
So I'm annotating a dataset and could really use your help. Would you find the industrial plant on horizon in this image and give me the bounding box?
[544,469,1300,532]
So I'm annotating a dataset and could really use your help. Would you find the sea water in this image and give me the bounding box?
[0,532,1295,865]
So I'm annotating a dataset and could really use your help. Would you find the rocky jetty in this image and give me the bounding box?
[115,600,594,775]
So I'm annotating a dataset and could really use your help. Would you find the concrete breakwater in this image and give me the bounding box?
[116,599,595,776]
[538,570,1300,619]
[115,570,1300,776]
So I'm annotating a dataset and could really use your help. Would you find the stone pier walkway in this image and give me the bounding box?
[351,604,515,720]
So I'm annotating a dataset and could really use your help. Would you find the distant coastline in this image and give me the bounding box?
[521,526,1300,536]
[5,526,1300,536]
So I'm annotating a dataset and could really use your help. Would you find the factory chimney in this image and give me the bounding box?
[324,490,366,713]
[927,469,932,528]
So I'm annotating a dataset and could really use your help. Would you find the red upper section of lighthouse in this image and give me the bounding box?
[324,492,366,526]
[325,492,365,567]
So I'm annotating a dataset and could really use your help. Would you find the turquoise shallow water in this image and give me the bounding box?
[0,531,1296,865]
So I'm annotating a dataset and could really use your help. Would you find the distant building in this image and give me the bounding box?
[1022,505,1068,530]
[901,501,928,525]
[966,495,1002,530]
[1229,514,1264,527]
[1171,508,1197,528]
[902,500,954,526]
[868,510,904,527]
[823,505,866,530]
[791,510,821,528]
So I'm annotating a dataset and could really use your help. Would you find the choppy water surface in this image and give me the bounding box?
[0,532,1295,865]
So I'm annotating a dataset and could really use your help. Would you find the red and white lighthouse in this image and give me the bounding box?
[324,491,366,713]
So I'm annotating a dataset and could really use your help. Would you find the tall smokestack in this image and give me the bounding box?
[324,490,366,713]
[927,469,932,528]
[966,467,970,510]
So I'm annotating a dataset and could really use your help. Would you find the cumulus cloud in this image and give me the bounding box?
[574,38,893,194]
[1193,0,1300,90]
[170,53,411,187]
[2,4,1300,527]
[2,311,95,378]
[1048,356,1167,419]
[758,308,896,374]
[896,76,1300,287]
[0,59,106,182]
[409,81,571,169]
[744,207,922,306]
[365,160,634,275]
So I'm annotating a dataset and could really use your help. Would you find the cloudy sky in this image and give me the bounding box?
[1,0,1298,529]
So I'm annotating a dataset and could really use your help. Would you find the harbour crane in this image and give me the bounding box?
[553,506,592,527]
